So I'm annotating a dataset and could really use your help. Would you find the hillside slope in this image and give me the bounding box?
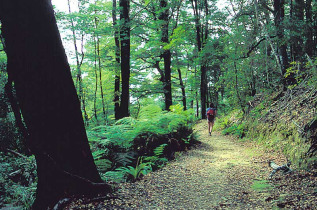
[230,81,317,168]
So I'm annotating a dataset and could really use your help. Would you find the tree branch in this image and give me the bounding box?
[240,36,276,59]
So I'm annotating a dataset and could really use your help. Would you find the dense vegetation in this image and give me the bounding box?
[0,0,316,208]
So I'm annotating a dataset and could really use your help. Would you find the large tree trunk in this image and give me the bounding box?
[119,0,130,118]
[159,0,173,111]
[0,0,110,208]
[112,0,121,120]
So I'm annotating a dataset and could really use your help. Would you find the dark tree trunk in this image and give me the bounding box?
[191,0,202,52]
[119,0,130,118]
[177,68,187,110]
[0,0,110,208]
[159,0,173,111]
[112,0,121,120]
[274,0,291,86]
[191,0,207,119]
[291,0,305,60]
[305,0,313,57]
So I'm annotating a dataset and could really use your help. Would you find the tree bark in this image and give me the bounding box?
[159,0,173,111]
[93,34,99,122]
[112,0,121,120]
[0,0,110,208]
[97,36,106,120]
[304,0,313,57]
[273,0,291,86]
[119,0,130,118]
[177,68,187,110]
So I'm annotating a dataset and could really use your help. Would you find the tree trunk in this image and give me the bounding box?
[234,60,244,112]
[119,0,130,118]
[305,0,313,57]
[159,0,173,111]
[200,65,207,118]
[97,36,106,119]
[177,68,187,110]
[94,1,106,120]
[291,0,305,61]
[274,0,290,86]
[191,0,207,119]
[112,0,121,120]
[0,0,110,208]
[93,35,99,122]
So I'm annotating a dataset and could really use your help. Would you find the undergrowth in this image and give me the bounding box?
[88,104,199,182]
[0,153,37,209]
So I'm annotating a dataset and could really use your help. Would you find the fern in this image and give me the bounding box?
[169,104,184,114]
[103,171,126,183]
[87,104,198,183]
[115,117,137,126]
[153,143,167,157]
[137,104,162,120]
[112,152,135,167]
[116,161,152,181]
[94,159,112,172]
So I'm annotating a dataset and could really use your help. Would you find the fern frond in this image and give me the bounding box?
[115,117,137,126]
[95,159,112,172]
[113,152,135,167]
[138,104,162,119]
[154,144,167,157]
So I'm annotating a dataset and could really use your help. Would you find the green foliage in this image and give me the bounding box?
[116,159,152,182]
[0,153,36,209]
[143,144,169,170]
[249,102,266,119]
[222,122,246,139]
[88,104,198,182]
[153,143,167,157]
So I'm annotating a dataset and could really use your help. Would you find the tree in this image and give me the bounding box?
[159,0,173,111]
[191,0,209,119]
[119,0,131,118]
[112,0,121,120]
[0,0,110,208]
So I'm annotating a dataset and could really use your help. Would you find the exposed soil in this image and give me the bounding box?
[66,121,317,209]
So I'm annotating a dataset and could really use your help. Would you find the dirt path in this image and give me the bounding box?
[68,121,317,209]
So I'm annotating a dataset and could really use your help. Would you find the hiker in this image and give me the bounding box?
[206,103,217,136]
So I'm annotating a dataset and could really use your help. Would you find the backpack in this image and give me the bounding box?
[207,108,215,121]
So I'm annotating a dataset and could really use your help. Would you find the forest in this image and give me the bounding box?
[0,0,316,209]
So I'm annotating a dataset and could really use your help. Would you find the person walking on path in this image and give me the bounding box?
[206,103,217,136]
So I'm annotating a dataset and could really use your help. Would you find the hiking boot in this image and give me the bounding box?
[209,132,211,136]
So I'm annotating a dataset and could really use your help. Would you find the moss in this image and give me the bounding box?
[251,180,273,192]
